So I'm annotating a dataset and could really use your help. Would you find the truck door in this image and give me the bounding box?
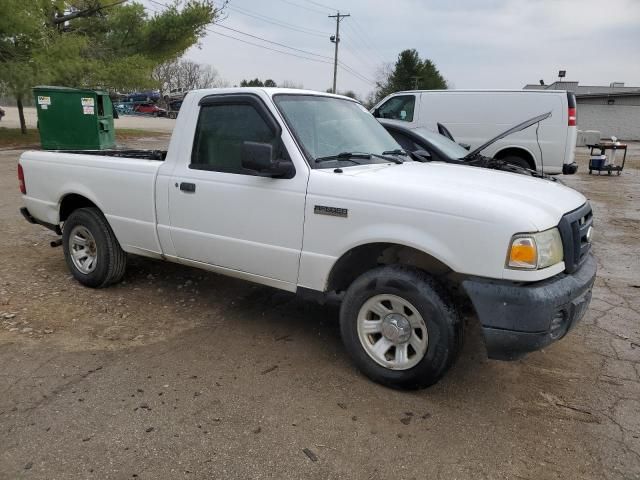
[166,94,308,287]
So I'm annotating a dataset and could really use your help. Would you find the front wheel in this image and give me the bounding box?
[62,207,127,288]
[340,265,462,389]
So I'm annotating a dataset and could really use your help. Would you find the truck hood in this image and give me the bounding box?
[311,161,586,232]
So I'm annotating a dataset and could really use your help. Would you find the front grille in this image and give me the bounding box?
[558,202,593,273]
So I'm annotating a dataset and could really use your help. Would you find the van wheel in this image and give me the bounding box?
[339,265,462,389]
[501,155,532,170]
[62,207,127,288]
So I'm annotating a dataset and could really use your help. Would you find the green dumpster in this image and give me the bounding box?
[33,86,115,150]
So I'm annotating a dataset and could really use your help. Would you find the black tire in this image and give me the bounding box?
[500,155,532,170]
[339,265,462,389]
[62,207,127,288]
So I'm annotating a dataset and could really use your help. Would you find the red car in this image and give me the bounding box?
[133,103,166,117]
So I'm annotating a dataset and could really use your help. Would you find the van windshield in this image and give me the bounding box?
[274,94,403,168]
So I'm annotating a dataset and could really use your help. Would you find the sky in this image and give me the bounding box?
[147,0,640,98]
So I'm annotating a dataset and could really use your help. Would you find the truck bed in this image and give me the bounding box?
[20,149,165,257]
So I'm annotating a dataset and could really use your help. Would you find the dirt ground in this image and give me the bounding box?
[0,137,639,480]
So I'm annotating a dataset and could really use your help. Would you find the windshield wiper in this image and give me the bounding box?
[382,149,407,156]
[373,153,403,164]
[315,151,404,166]
[314,152,370,164]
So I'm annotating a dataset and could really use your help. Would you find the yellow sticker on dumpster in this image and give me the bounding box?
[37,96,51,105]
[81,97,94,107]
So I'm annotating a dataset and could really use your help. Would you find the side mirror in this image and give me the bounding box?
[372,108,380,118]
[241,141,294,178]
[411,149,432,161]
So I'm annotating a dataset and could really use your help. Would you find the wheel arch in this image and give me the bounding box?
[59,193,103,222]
[326,242,453,293]
[493,146,537,170]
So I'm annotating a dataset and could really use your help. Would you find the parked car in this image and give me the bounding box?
[167,99,183,119]
[0,106,5,121]
[133,103,166,117]
[379,113,559,180]
[124,90,161,103]
[168,88,187,100]
[372,89,578,174]
[18,88,595,389]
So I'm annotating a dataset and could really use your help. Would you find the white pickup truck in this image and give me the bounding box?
[19,88,596,389]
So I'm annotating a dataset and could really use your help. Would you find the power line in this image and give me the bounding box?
[276,0,328,15]
[349,18,385,62]
[342,24,385,66]
[301,0,339,12]
[207,29,333,65]
[146,0,375,88]
[227,5,331,37]
[343,22,386,67]
[340,33,380,74]
[213,23,333,60]
[338,61,375,85]
[148,0,333,61]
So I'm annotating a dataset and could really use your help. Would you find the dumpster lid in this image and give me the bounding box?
[33,85,109,96]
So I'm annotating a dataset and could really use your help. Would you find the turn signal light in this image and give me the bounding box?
[509,238,537,269]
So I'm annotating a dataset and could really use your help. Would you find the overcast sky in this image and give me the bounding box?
[151,0,640,98]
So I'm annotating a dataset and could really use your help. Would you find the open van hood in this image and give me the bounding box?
[463,111,552,160]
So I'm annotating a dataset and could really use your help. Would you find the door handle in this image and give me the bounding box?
[179,182,196,193]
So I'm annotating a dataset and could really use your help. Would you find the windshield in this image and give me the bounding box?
[274,94,402,168]
[412,127,470,159]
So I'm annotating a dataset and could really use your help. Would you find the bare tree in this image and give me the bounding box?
[279,80,303,89]
[153,58,227,105]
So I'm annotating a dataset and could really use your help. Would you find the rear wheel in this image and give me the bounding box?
[62,208,127,288]
[340,265,462,389]
[500,155,532,170]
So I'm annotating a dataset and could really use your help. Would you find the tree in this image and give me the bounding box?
[0,0,220,133]
[374,49,447,102]
[238,78,301,88]
[240,78,264,87]
[279,80,303,89]
[153,58,227,103]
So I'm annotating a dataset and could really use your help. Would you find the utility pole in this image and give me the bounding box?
[329,11,350,94]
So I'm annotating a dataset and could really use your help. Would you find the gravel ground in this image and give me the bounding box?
[0,139,639,479]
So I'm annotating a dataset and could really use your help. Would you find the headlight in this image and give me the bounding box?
[507,228,563,270]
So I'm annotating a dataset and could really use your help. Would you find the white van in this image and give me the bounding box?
[372,90,578,174]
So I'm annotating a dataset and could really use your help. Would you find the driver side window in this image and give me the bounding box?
[375,95,416,122]
[191,103,289,175]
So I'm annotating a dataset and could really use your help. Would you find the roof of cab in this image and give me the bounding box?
[188,87,357,102]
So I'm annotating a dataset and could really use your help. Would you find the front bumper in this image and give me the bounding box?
[563,162,578,175]
[462,253,596,360]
